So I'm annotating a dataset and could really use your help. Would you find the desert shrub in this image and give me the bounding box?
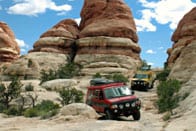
[0,77,22,109]
[156,69,170,81]
[40,62,81,84]
[24,100,59,119]
[112,73,129,83]
[25,83,34,91]
[94,73,129,83]
[40,69,57,84]
[0,103,6,113]
[56,62,81,79]
[24,108,39,117]
[59,88,84,106]
[4,106,22,116]
[162,112,171,121]
[156,79,181,114]
[27,59,33,67]
[93,72,102,78]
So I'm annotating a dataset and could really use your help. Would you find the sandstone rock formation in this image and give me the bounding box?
[1,1,141,79]
[167,7,196,82]
[0,21,20,63]
[29,19,79,56]
[75,0,141,76]
[0,52,68,80]
[79,0,138,42]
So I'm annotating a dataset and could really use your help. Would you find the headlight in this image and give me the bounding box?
[111,104,118,109]
[119,104,124,109]
[131,102,136,107]
[125,103,130,107]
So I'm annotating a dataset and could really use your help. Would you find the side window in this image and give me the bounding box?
[92,89,104,100]
[93,90,100,99]
[87,90,93,100]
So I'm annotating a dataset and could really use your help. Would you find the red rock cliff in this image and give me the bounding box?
[75,0,141,76]
[29,19,79,54]
[167,7,196,82]
[0,21,20,63]
[79,0,138,43]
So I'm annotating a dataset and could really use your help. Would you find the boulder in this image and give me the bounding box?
[29,19,79,55]
[167,7,196,82]
[41,79,78,91]
[60,103,99,120]
[0,21,20,63]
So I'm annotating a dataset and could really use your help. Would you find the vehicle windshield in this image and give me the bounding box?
[134,74,148,79]
[104,86,132,99]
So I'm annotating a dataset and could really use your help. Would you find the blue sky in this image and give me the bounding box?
[0,0,196,68]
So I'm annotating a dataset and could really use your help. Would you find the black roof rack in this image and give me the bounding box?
[90,78,115,86]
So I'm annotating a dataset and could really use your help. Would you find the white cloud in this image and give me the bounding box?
[136,0,196,31]
[147,62,154,66]
[158,46,164,50]
[74,18,81,25]
[15,38,29,53]
[134,9,156,32]
[146,49,156,54]
[7,0,72,16]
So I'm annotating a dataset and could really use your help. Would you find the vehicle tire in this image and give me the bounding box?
[105,110,114,120]
[132,110,141,120]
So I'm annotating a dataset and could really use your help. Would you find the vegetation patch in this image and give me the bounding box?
[156,79,181,114]
[93,73,129,83]
[58,87,84,106]
[24,100,59,119]
[40,62,81,84]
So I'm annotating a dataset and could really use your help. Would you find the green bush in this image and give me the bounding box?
[4,106,22,116]
[156,79,181,114]
[24,100,59,119]
[40,69,57,84]
[59,88,84,106]
[24,108,39,117]
[112,74,129,83]
[94,73,129,83]
[156,69,170,81]
[93,73,102,78]
[0,77,22,109]
[40,62,81,84]
[57,62,81,79]
[25,84,34,91]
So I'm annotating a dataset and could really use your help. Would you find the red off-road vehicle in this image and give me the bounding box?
[86,79,141,120]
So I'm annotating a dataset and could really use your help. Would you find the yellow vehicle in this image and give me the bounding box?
[131,66,155,91]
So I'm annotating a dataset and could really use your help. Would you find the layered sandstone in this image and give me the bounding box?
[75,0,141,76]
[29,19,79,55]
[167,7,196,82]
[0,52,68,80]
[79,0,138,42]
[0,22,20,63]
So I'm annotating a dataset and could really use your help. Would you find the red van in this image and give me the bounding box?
[86,79,141,120]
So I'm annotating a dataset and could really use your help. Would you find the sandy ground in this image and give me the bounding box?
[0,89,165,131]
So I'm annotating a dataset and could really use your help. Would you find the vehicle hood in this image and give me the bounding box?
[106,95,137,103]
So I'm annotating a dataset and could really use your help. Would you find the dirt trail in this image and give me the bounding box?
[0,89,165,131]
